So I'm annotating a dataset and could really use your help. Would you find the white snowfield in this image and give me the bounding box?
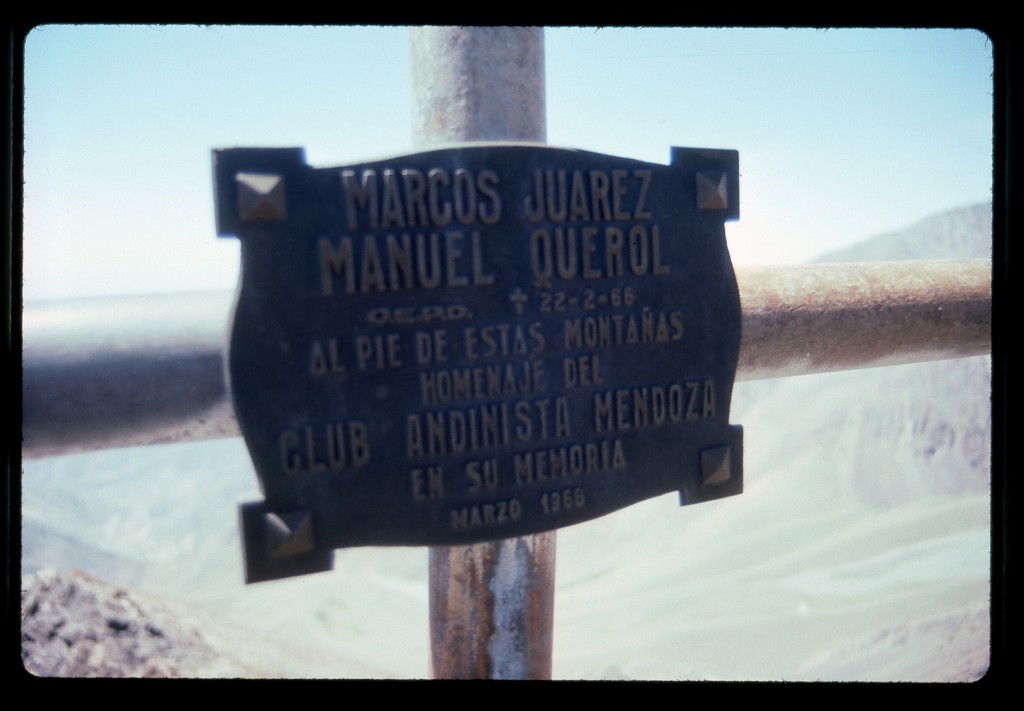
[22,205,993,681]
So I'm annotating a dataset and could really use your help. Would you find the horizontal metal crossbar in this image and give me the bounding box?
[21,260,991,460]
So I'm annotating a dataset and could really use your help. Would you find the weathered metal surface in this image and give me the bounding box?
[428,534,555,679]
[213,142,745,582]
[21,261,992,460]
[21,292,238,459]
[413,25,555,683]
[736,260,992,380]
[410,26,547,147]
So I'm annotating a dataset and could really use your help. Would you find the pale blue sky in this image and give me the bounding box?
[22,26,993,301]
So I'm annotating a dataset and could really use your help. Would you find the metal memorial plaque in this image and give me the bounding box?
[213,144,744,583]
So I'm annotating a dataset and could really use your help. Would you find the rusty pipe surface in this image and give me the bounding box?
[410,25,555,681]
[735,259,991,381]
[21,260,992,460]
[428,534,556,679]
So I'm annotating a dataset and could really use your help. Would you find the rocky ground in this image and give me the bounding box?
[20,568,382,678]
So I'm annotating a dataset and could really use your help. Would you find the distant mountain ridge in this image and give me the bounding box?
[744,201,993,509]
[814,203,991,262]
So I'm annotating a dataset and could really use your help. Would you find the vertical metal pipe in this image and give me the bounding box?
[409,26,556,680]
[410,26,546,146]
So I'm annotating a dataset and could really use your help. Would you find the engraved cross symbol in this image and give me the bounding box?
[509,288,528,315]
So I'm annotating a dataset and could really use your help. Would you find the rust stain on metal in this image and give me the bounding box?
[429,532,555,679]
[413,25,555,681]
[492,533,555,679]
[735,260,991,381]
[525,532,556,678]
[429,541,496,679]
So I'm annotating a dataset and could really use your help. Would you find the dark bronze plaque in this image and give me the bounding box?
[213,144,744,583]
